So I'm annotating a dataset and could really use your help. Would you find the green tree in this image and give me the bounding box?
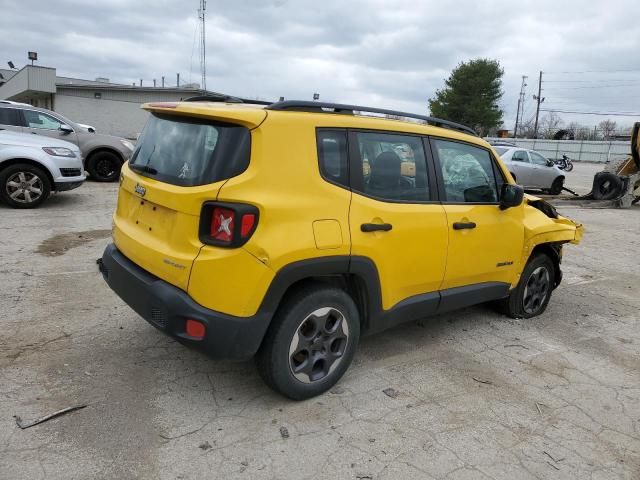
[428,59,504,135]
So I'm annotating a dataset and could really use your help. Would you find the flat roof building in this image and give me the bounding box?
[0,65,226,138]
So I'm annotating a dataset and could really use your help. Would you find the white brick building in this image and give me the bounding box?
[0,65,225,139]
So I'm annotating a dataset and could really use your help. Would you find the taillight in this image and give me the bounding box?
[210,207,235,242]
[200,202,259,247]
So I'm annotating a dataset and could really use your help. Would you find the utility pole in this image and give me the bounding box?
[513,75,527,138]
[533,71,545,139]
[161,76,165,88]
[199,0,207,91]
[177,73,180,88]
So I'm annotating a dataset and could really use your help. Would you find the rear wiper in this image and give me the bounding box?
[129,163,158,175]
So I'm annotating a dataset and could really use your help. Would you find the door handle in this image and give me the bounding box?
[452,222,476,230]
[361,223,392,232]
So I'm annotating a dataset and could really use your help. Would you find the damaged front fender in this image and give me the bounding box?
[524,195,583,246]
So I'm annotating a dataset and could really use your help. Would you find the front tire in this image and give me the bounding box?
[548,177,564,195]
[256,285,360,400]
[497,254,555,319]
[86,151,121,182]
[0,163,51,209]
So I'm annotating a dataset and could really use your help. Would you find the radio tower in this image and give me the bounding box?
[513,75,527,138]
[198,0,207,91]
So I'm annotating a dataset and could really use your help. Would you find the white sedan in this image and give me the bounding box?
[494,146,565,195]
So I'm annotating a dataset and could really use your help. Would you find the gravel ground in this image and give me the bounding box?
[1,162,638,480]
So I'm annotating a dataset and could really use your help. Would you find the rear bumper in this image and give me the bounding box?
[99,243,270,360]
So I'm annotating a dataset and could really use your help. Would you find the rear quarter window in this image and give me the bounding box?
[317,129,349,188]
[129,113,250,186]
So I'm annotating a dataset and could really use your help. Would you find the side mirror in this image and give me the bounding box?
[547,159,554,167]
[59,124,73,134]
[500,183,524,210]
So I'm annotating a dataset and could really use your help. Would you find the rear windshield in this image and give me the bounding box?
[494,146,509,156]
[129,113,250,186]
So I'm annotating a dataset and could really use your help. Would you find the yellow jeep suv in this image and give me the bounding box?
[100,98,583,399]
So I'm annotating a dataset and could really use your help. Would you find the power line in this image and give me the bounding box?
[543,79,639,83]
[541,108,640,116]
[545,69,640,74]
[543,84,640,90]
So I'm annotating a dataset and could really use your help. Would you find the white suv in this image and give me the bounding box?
[0,130,85,208]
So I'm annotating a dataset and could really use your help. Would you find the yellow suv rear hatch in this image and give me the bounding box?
[112,104,265,291]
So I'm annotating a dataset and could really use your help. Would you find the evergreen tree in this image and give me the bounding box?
[429,59,504,135]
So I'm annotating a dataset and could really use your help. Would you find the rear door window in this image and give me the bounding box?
[511,150,530,162]
[352,131,431,202]
[129,113,250,186]
[0,108,22,127]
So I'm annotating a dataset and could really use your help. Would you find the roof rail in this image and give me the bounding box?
[184,95,272,105]
[266,100,477,136]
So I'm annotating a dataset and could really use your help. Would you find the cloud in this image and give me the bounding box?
[1,0,639,127]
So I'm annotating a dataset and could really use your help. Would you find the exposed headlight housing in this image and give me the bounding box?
[120,139,135,151]
[42,147,76,158]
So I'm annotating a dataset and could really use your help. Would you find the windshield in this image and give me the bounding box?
[494,147,509,156]
[129,113,250,186]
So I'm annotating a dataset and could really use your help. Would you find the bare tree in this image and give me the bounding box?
[517,118,536,138]
[566,121,581,138]
[574,127,595,140]
[538,112,564,139]
[598,119,617,139]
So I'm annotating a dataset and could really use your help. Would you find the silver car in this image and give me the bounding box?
[0,130,85,208]
[494,146,565,195]
[0,102,134,182]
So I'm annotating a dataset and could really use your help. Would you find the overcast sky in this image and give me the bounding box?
[2,0,640,129]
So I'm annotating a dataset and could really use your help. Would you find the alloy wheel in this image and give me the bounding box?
[288,307,349,384]
[96,158,117,178]
[5,171,44,204]
[523,266,550,314]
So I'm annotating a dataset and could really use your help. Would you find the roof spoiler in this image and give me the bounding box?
[184,95,272,106]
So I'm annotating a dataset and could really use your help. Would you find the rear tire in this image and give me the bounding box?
[496,254,555,319]
[0,163,51,209]
[548,177,564,195]
[256,285,360,400]
[86,151,121,182]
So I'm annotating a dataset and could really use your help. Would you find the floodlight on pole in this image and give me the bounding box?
[8,61,15,69]
[28,51,37,66]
